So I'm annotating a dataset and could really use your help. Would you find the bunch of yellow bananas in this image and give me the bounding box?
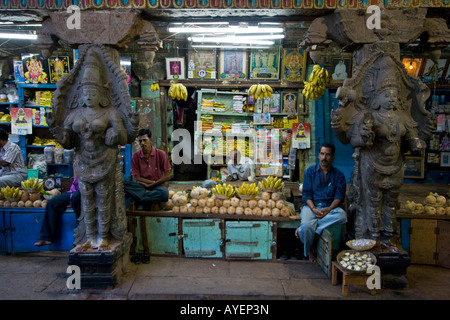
[248,84,273,102]
[258,176,284,191]
[302,64,331,100]
[212,183,235,197]
[1,186,24,201]
[236,182,260,196]
[150,83,159,92]
[168,83,188,101]
[21,177,44,191]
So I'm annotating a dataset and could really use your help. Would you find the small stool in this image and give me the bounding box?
[331,261,376,296]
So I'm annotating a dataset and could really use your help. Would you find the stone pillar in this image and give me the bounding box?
[38,10,160,289]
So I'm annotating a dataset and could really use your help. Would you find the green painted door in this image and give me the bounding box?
[135,216,179,255]
[224,221,273,260]
[182,219,222,258]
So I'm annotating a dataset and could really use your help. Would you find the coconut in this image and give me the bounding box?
[425,195,436,204]
[21,193,29,202]
[198,198,207,207]
[271,192,281,201]
[280,207,290,217]
[29,192,40,202]
[227,206,236,215]
[17,201,25,207]
[266,199,275,209]
[276,200,285,209]
[169,190,176,199]
[172,206,180,213]
[190,198,198,207]
[261,192,271,201]
[405,201,415,211]
[211,206,219,214]
[24,200,33,208]
[203,206,211,214]
[0,200,3,207]
[262,208,271,216]
[239,199,249,208]
[41,200,48,208]
[253,207,262,216]
[223,199,231,208]
[425,206,436,215]
[4,201,11,207]
[257,199,266,209]
[446,207,450,215]
[11,201,18,207]
[248,199,257,209]
[164,199,174,210]
[215,199,223,207]
[244,208,253,215]
[235,207,244,215]
[180,205,188,214]
[206,198,215,208]
[436,196,447,206]
[219,207,228,214]
[230,197,240,207]
[33,200,42,208]
[195,206,203,214]
[190,188,200,199]
[436,207,445,215]
[272,208,280,217]
[187,205,196,214]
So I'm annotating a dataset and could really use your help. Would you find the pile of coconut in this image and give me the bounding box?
[404,192,450,215]
[0,188,61,208]
[164,188,295,217]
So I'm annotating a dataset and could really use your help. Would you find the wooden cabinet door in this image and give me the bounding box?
[410,219,437,265]
[436,220,450,269]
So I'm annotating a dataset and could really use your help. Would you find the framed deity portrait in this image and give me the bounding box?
[330,57,352,82]
[403,156,425,179]
[165,57,185,80]
[187,47,217,80]
[249,44,281,80]
[441,152,450,167]
[21,53,50,84]
[421,58,447,84]
[48,55,71,83]
[281,48,306,81]
[401,57,424,78]
[281,91,298,114]
[219,49,247,80]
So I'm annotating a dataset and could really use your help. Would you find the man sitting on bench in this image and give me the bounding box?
[295,143,347,262]
[124,128,171,210]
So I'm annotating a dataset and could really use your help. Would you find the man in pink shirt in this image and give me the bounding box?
[124,129,171,210]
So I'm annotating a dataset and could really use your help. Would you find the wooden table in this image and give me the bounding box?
[331,261,377,297]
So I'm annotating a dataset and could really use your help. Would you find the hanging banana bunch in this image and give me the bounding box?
[248,84,273,102]
[302,64,331,100]
[168,82,188,101]
[150,82,159,92]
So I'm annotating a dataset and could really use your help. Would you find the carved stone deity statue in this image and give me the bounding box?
[48,44,139,251]
[331,53,436,249]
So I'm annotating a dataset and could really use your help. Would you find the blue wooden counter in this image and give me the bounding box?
[0,207,76,254]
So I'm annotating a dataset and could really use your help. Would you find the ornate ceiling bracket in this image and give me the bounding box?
[36,10,160,68]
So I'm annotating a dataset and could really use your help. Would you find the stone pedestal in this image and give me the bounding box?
[373,248,411,290]
[68,232,132,289]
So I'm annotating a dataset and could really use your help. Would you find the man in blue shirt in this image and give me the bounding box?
[295,143,347,262]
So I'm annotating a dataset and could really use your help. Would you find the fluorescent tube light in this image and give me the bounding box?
[189,36,274,45]
[192,44,271,49]
[0,33,37,40]
[169,26,284,34]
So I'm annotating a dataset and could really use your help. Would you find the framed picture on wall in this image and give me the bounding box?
[187,47,217,80]
[281,48,307,81]
[404,156,425,179]
[421,58,447,84]
[281,91,298,114]
[218,49,247,80]
[330,57,352,82]
[249,44,281,80]
[165,57,185,80]
[441,152,450,167]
